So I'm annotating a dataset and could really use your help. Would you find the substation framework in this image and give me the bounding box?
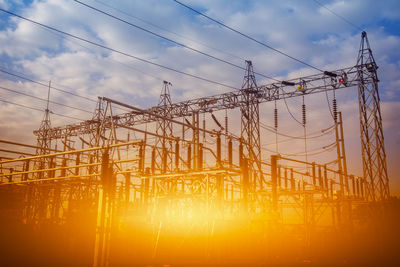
[0,32,390,265]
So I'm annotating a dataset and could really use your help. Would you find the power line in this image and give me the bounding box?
[280,88,303,126]
[0,68,96,103]
[73,0,279,82]
[283,145,337,157]
[312,0,363,32]
[0,67,135,113]
[262,124,335,146]
[260,121,334,140]
[325,90,335,120]
[2,8,167,85]
[33,22,166,82]
[92,0,245,62]
[291,144,337,157]
[261,144,335,157]
[263,136,302,147]
[0,8,238,90]
[0,98,85,121]
[0,85,92,113]
[173,0,324,73]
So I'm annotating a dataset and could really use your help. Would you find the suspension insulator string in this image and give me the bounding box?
[333,90,338,123]
[225,110,228,135]
[302,96,308,170]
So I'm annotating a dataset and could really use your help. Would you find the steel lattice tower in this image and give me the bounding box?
[26,82,53,223]
[35,106,52,156]
[357,31,389,200]
[35,82,52,178]
[35,82,52,157]
[90,98,106,147]
[240,60,262,189]
[155,81,173,173]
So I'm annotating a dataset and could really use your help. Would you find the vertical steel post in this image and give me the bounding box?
[175,140,180,171]
[271,155,278,211]
[216,133,221,167]
[228,138,233,168]
[187,144,191,171]
[241,157,249,213]
[290,168,295,191]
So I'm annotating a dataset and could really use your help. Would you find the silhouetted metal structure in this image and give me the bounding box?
[240,61,263,191]
[0,31,392,266]
[356,31,389,201]
[155,81,173,173]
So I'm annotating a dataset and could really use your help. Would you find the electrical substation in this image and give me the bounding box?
[0,5,399,266]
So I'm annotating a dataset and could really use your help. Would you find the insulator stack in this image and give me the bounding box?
[225,115,228,135]
[228,138,233,167]
[216,134,221,166]
[302,104,306,126]
[187,144,191,171]
[274,108,278,129]
[151,148,155,174]
[175,141,180,170]
[333,98,338,122]
[162,147,167,173]
[138,144,143,173]
[182,119,185,140]
[239,139,243,167]
[198,143,203,170]
[202,118,206,139]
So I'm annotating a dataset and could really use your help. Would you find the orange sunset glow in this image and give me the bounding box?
[1,0,400,266]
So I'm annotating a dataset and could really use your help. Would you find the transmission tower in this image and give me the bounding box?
[26,82,53,223]
[240,60,262,189]
[357,31,389,200]
[35,82,52,157]
[34,81,53,180]
[155,81,173,173]
[90,98,106,148]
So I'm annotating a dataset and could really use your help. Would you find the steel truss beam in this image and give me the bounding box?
[34,66,358,139]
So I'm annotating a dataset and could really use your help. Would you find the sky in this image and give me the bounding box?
[0,0,399,195]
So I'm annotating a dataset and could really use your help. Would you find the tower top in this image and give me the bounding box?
[158,80,172,107]
[241,60,258,90]
[357,31,377,69]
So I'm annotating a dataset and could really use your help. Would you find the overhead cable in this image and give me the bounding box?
[0,98,85,121]
[312,0,363,32]
[173,0,324,72]
[73,0,279,82]
[92,0,245,62]
[259,121,334,140]
[0,8,238,90]
[0,85,92,113]
[0,68,96,103]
